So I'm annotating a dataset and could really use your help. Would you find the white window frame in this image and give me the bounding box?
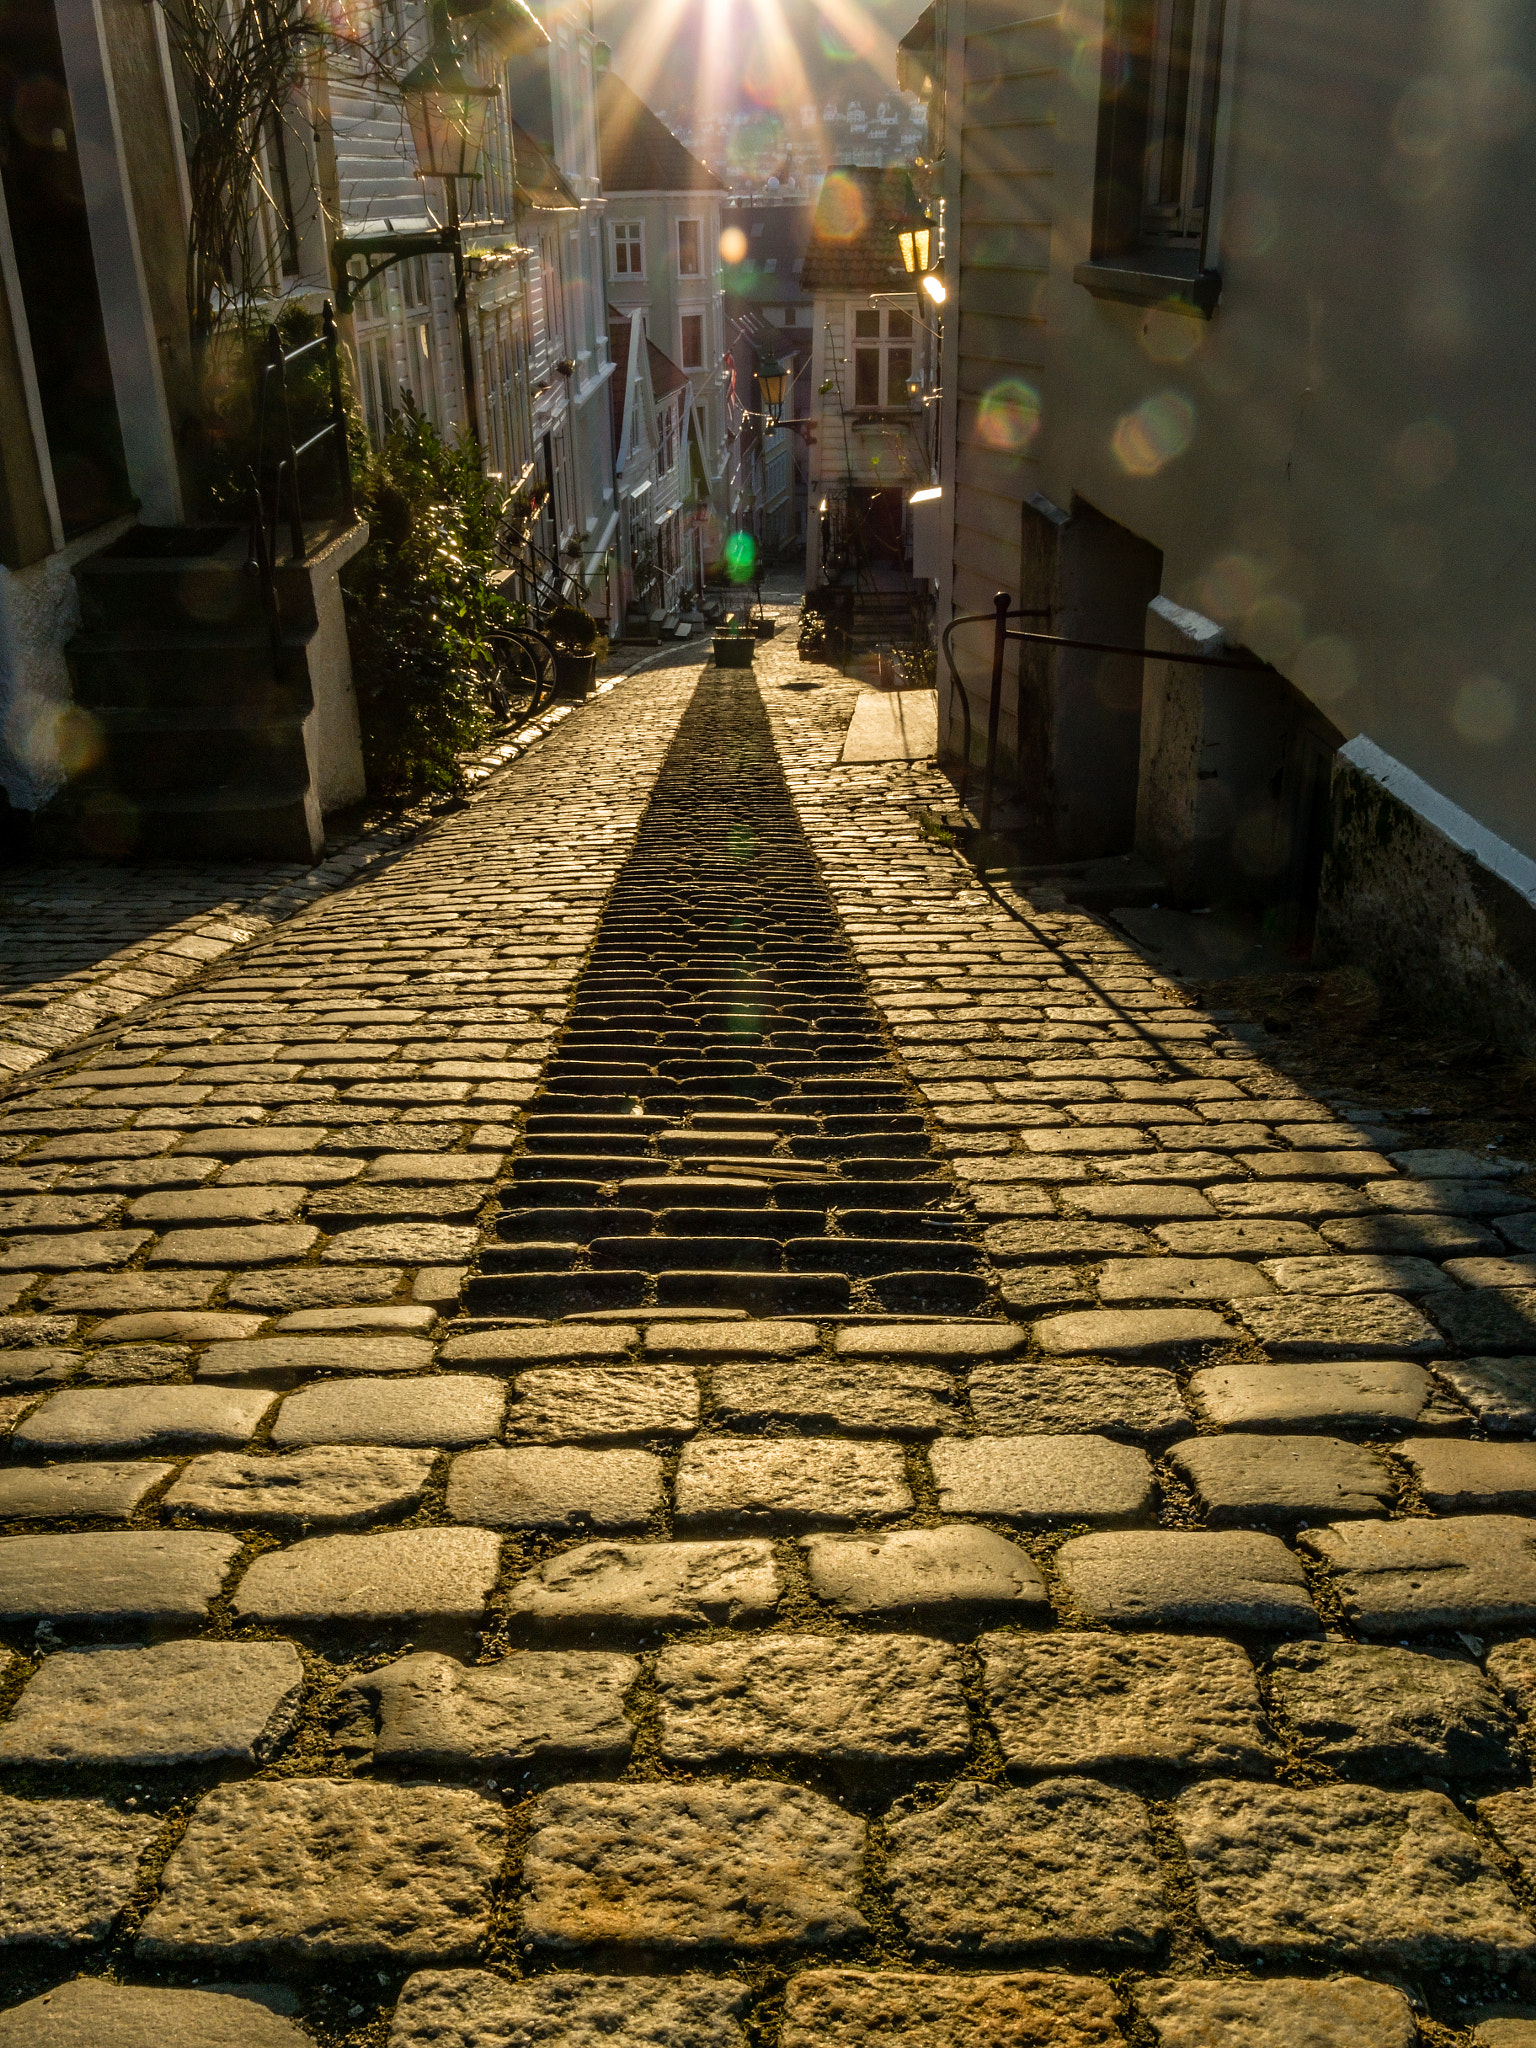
[612,221,645,277]
[679,311,705,370]
[1141,0,1222,247]
[849,303,918,410]
[676,217,702,277]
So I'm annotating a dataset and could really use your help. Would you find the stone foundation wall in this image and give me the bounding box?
[1316,746,1536,1053]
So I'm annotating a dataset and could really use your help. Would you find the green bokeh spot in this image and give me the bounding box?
[725,531,758,582]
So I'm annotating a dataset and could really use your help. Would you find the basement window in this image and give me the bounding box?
[1075,0,1227,317]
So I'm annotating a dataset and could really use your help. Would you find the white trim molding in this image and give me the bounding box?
[1339,734,1536,911]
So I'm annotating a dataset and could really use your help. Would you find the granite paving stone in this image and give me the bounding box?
[884,1778,1166,1959]
[674,1438,912,1529]
[0,1460,172,1520]
[162,1447,437,1526]
[0,1794,161,1944]
[521,1781,868,1952]
[1428,1356,1536,1432]
[231,1527,502,1637]
[968,1362,1190,1446]
[712,1360,956,1436]
[1300,1516,1536,1636]
[1168,1435,1393,1523]
[76,1341,191,1384]
[503,1540,783,1638]
[269,1375,505,1448]
[1400,1437,1536,1511]
[1153,1220,1328,1257]
[647,1319,817,1357]
[1323,1212,1503,1256]
[654,1632,968,1771]
[0,1979,312,2047]
[1034,1308,1235,1356]
[1446,1256,1536,1288]
[226,1268,405,1312]
[799,1524,1050,1625]
[148,1226,319,1266]
[90,1311,268,1341]
[0,1349,78,1389]
[275,1303,437,1332]
[446,1445,663,1531]
[12,1385,275,1455]
[1132,1976,1418,2047]
[1428,1288,1536,1354]
[929,1434,1154,1525]
[1238,1295,1446,1357]
[981,1631,1275,1775]
[1266,1641,1518,1779]
[1095,1257,1275,1302]
[780,1969,1122,2048]
[833,1321,1025,1362]
[0,1640,304,1768]
[387,1972,750,2048]
[323,1223,480,1264]
[1173,1778,1536,1965]
[1062,1186,1218,1221]
[339,1649,637,1767]
[1474,2023,1536,2048]
[136,1779,503,1964]
[1261,1253,1448,1294]
[1371,1177,1536,1217]
[0,1531,240,1627]
[0,1231,151,1271]
[197,1335,436,1380]
[1191,1360,1436,1432]
[126,1187,307,1225]
[440,1324,638,1368]
[1057,1531,1321,1634]
[508,1366,700,1441]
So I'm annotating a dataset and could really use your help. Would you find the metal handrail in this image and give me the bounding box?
[250,301,354,570]
[942,590,1268,829]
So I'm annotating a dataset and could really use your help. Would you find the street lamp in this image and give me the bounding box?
[400,34,497,182]
[756,353,788,425]
[897,225,931,276]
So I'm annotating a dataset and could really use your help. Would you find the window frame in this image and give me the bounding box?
[679,311,705,370]
[676,217,702,277]
[612,221,645,278]
[1076,0,1229,316]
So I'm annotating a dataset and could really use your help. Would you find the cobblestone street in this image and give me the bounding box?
[0,628,1534,2044]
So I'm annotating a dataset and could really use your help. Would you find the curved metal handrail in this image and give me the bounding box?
[939,607,999,815]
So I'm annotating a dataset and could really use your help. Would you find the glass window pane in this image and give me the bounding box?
[677,219,700,274]
[887,309,913,339]
[855,349,880,405]
[887,347,912,401]
[854,309,880,337]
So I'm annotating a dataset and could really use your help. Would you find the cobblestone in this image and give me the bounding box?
[2,643,1534,2027]
[0,1794,160,1944]
[0,1979,311,2045]
[884,1778,1166,1959]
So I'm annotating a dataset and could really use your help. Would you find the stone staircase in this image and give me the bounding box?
[40,522,365,863]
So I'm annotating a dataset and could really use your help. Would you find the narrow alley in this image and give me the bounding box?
[0,633,1528,2042]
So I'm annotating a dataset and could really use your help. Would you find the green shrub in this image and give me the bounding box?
[342,404,516,798]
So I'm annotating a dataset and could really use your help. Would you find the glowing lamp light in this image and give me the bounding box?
[756,352,788,422]
[897,225,932,274]
[922,273,947,305]
[909,485,941,504]
[402,39,497,181]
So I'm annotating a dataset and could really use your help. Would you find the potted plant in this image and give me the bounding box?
[546,603,601,693]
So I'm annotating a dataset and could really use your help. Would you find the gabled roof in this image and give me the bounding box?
[799,165,930,295]
[596,70,726,193]
[647,339,689,399]
[721,201,814,306]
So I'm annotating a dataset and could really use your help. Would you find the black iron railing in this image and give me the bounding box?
[942,590,1267,830]
[250,302,354,569]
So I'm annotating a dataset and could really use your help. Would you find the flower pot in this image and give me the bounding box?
[753,617,777,639]
[713,634,755,668]
[553,650,598,694]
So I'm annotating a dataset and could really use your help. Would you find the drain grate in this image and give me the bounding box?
[464,667,991,1318]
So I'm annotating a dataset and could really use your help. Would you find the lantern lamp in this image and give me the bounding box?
[897,224,932,274]
[756,352,788,423]
[402,38,497,182]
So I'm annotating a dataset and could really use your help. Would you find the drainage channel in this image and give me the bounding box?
[464,665,993,1319]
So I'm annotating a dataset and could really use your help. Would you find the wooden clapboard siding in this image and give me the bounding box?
[946,2,1059,770]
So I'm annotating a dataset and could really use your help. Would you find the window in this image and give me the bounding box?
[677,218,701,276]
[849,304,919,408]
[1080,0,1226,311]
[1142,0,1221,245]
[613,222,644,275]
[680,312,704,369]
